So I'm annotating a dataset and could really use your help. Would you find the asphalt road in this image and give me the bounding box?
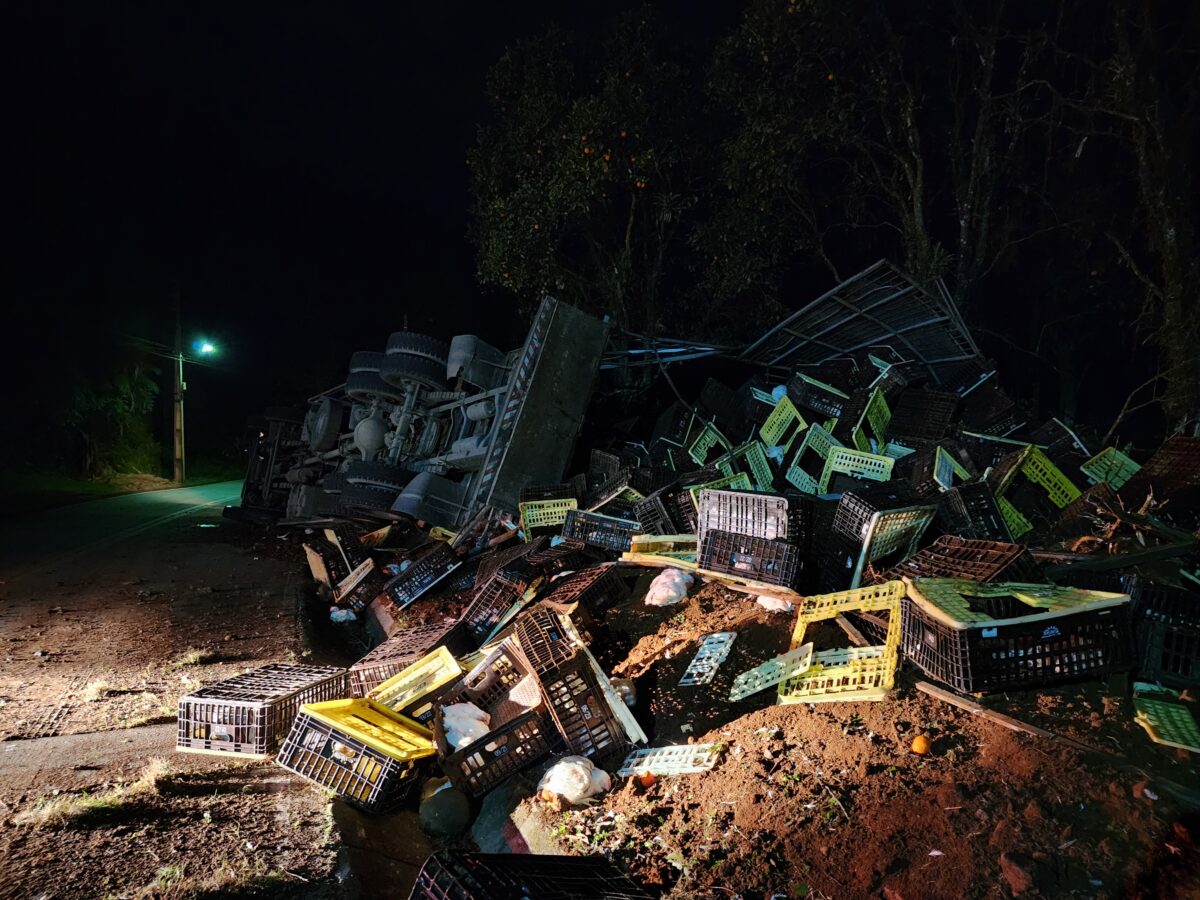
[0,480,244,580]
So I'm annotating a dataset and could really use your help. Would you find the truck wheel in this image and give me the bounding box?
[344,459,409,491]
[340,481,399,512]
[379,353,447,390]
[386,332,449,364]
[346,371,405,402]
[308,397,345,452]
[348,351,384,373]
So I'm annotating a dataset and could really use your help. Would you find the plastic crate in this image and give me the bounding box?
[584,468,645,512]
[462,577,527,644]
[779,581,905,704]
[902,579,1133,693]
[276,698,434,813]
[523,538,590,574]
[634,483,686,536]
[787,372,849,419]
[563,509,640,553]
[887,389,959,446]
[785,422,843,494]
[698,530,801,588]
[730,441,775,491]
[833,481,926,542]
[177,664,347,757]
[1123,435,1200,500]
[879,536,1035,583]
[589,449,624,482]
[959,431,1030,470]
[1080,447,1141,490]
[339,565,391,613]
[519,475,587,504]
[1055,482,1121,539]
[368,647,463,725]
[818,448,895,493]
[997,496,1033,540]
[518,498,577,532]
[350,621,466,698]
[513,603,582,675]
[685,472,753,509]
[617,743,723,777]
[541,563,627,614]
[408,850,655,900]
[759,394,807,450]
[537,653,623,758]
[433,643,558,797]
[1018,446,1082,509]
[687,421,728,465]
[1137,620,1200,688]
[382,543,463,610]
[696,489,791,547]
[937,482,1013,542]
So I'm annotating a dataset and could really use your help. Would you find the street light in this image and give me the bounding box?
[173,338,219,483]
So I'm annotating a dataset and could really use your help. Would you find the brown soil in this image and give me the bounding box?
[522,573,1200,899]
[0,505,346,898]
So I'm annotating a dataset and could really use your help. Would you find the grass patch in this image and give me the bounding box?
[82,679,112,702]
[15,757,172,828]
[170,648,217,669]
[137,857,286,898]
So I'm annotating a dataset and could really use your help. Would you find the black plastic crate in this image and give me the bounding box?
[461,577,526,644]
[433,644,558,797]
[519,474,587,504]
[339,564,390,613]
[634,484,682,536]
[349,621,467,698]
[513,603,580,675]
[1055,482,1120,540]
[325,524,371,570]
[542,563,627,614]
[699,530,801,588]
[833,481,927,542]
[902,593,1133,693]
[959,380,1019,434]
[936,482,1013,543]
[880,536,1037,584]
[538,653,623,759]
[888,389,959,446]
[276,701,429,813]
[178,664,347,757]
[383,543,463,610]
[523,538,591,575]
[1137,619,1200,688]
[787,372,848,419]
[563,509,640,553]
[409,850,655,900]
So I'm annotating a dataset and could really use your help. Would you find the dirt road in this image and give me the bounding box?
[0,482,344,898]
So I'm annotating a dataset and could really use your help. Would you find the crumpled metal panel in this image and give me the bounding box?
[740,260,983,384]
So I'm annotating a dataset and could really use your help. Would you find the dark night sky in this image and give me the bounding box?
[10,2,736,458]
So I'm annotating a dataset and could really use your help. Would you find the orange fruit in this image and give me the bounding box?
[911,735,931,755]
[636,771,656,788]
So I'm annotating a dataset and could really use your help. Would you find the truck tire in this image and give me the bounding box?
[379,353,447,390]
[386,331,449,364]
[319,472,346,494]
[344,459,409,491]
[340,481,399,512]
[287,484,320,519]
[346,370,405,402]
[308,397,345,453]
[348,351,384,373]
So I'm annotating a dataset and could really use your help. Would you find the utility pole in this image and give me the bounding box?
[173,283,186,484]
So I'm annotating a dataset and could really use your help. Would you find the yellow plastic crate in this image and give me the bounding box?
[759,395,807,452]
[621,551,701,572]
[778,580,904,704]
[519,498,578,532]
[367,647,462,724]
[1020,446,1081,508]
[297,698,435,762]
[630,534,698,555]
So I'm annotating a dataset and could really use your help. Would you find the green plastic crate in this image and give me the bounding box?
[734,441,774,491]
[1080,447,1141,491]
[785,423,842,494]
[759,395,807,452]
[1020,446,1081,508]
[687,421,728,465]
[997,495,1033,539]
[686,472,753,508]
[818,448,895,493]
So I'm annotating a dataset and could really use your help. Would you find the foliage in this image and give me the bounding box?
[470,10,722,338]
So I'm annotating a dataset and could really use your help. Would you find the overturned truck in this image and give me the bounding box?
[231,297,609,529]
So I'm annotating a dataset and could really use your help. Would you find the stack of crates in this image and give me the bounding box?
[177,663,347,758]
[695,490,803,589]
[432,641,558,797]
[408,850,655,900]
[277,698,435,812]
[699,530,801,588]
[902,579,1133,693]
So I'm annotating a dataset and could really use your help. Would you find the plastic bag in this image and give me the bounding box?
[643,568,694,607]
[756,595,795,613]
[538,755,612,805]
[442,702,491,749]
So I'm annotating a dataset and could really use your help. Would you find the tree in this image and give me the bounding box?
[469,11,718,339]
